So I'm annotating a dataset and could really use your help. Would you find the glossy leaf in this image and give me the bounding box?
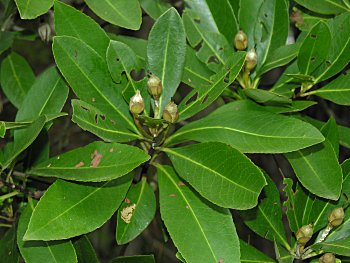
[147,8,186,116]
[52,36,137,133]
[2,116,47,170]
[54,1,110,58]
[156,165,240,263]
[0,31,15,55]
[17,202,77,263]
[116,177,156,244]
[139,0,170,19]
[342,159,350,199]
[110,255,155,263]
[240,240,275,263]
[312,237,350,256]
[321,117,339,158]
[0,52,35,108]
[259,43,300,75]
[314,13,350,82]
[15,67,68,122]
[166,101,325,153]
[0,226,20,263]
[24,173,133,241]
[298,21,331,75]
[294,0,350,15]
[84,0,141,30]
[274,242,294,263]
[254,0,289,73]
[164,142,266,209]
[311,70,350,105]
[178,52,245,121]
[71,100,140,142]
[29,141,149,182]
[285,140,342,200]
[184,0,238,43]
[270,61,299,98]
[14,0,53,19]
[240,174,290,250]
[73,236,99,263]
[106,40,150,115]
[244,89,291,105]
[182,10,233,72]
[283,178,340,234]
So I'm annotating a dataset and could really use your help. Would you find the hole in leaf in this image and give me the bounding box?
[310,57,316,62]
[116,58,120,62]
[264,13,268,18]
[208,56,219,64]
[224,76,230,83]
[80,106,90,112]
[201,94,209,104]
[326,60,332,67]
[219,47,224,52]
[311,34,317,39]
[100,115,106,121]
[185,92,198,105]
[194,40,203,51]
[194,18,200,24]
[94,114,99,124]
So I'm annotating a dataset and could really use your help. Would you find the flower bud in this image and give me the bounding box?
[147,74,162,99]
[328,207,344,227]
[245,48,257,71]
[129,90,144,114]
[163,101,179,123]
[38,23,52,42]
[296,224,313,245]
[319,253,336,263]
[234,30,248,51]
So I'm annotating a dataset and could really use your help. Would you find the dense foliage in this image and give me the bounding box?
[1,0,350,262]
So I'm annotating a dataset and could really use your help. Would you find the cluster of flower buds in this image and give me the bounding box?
[234,30,257,73]
[319,253,336,263]
[147,74,163,100]
[296,224,313,245]
[234,30,248,51]
[328,207,344,227]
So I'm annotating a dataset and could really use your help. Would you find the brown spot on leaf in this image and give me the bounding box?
[75,161,85,168]
[124,197,131,204]
[218,259,224,263]
[186,205,189,209]
[168,194,176,197]
[109,148,114,153]
[90,150,103,167]
[92,97,96,102]
[121,204,136,224]
[178,181,185,186]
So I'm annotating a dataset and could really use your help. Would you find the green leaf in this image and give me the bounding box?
[52,36,137,133]
[139,0,170,19]
[17,202,77,263]
[0,31,15,55]
[2,116,47,170]
[29,141,149,182]
[147,7,186,116]
[84,0,141,30]
[311,70,350,105]
[24,173,133,241]
[15,67,68,122]
[270,61,299,98]
[178,52,246,121]
[71,100,140,142]
[240,240,275,263]
[293,7,331,32]
[294,0,350,15]
[0,52,35,108]
[240,173,290,250]
[182,10,233,72]
[164,142,266,209]
[0,226,20,263]
[0,122,5,138]
[254,0,289,73]
[185,0,239,43]
[106,40,150,115]
[321,117,339,157]
[14,0,53,19]
[109,255,155,263]
[313,13,350,82]
[298,21,331,75]
[283,178,340,234]
[259,43,300,75]
[274,241,294,263]
[244,89,292,106]
[166,101,325,153]
[54,1,110,58]
[73,236,99,263]
[156,165,240,263]
[312,237,350,256]
[285,140,342,200]
[116,177,156,244]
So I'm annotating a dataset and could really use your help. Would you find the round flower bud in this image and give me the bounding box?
[38,23,52,42]
[245,48,257,71]
[129,90,144,114]
[147,74,162,99]
[328,207,344,227]
[319,253,336,263]
[234,30,248,51]
[163,101,179,123]
[296,224,313,245]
